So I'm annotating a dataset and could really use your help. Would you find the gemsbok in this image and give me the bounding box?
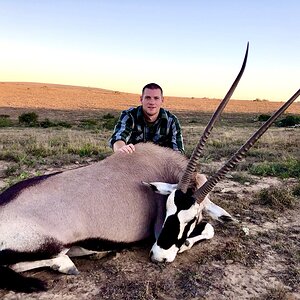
[0,43,299,293]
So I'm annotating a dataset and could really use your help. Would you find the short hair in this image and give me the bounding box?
[142,83,163,96]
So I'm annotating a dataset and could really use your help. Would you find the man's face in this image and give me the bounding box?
[140,88,164,119]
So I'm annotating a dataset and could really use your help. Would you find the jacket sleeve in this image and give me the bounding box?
[170,116,185,153]
[108,111,134,148]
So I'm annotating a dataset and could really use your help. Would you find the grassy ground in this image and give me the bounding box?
[0,108,299,299]
[0,108,299,190]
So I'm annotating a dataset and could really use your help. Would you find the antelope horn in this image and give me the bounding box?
[178,42,249,193]
[193,88,300,203]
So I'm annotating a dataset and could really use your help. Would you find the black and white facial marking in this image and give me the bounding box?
[150,189,200,263]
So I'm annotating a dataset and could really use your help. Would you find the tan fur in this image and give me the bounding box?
[0,143,189,252]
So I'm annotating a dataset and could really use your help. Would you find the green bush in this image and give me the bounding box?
[256,186,296,210]
[257,114,271,122]
[293,183,300,197]
[102,113,115,120]
[79,119,98,129]
[0,116,12,127]
[18,112,39,126]
[40,118,55,128]
[39,119,72,128]
[56,121,72,128]
[250,159,300,179]
[102,118,117,130]
[275,115,300,127]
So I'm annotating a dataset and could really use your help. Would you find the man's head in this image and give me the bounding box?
[140,83,164,122]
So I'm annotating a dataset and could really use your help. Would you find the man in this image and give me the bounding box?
[109,83,184,154]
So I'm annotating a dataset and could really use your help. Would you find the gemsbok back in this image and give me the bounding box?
[0,43,299,293]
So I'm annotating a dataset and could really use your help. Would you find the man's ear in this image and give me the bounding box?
[141,181,177,195]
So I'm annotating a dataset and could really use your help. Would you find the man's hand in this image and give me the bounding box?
[113,141,136,154]
[118,144,136,154]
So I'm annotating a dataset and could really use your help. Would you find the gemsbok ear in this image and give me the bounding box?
[141,181,177,195]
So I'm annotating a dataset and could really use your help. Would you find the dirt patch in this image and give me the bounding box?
[0,175,299,300]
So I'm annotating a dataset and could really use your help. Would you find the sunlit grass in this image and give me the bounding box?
[0,111,299,191]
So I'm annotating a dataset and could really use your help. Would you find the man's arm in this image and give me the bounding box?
[109,110,136,153]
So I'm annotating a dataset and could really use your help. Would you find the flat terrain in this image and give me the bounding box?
[1,82,300,114]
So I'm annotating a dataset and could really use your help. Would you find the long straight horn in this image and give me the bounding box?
[193,89,300,203]
[178,42,249,193]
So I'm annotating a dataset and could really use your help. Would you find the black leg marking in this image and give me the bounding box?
[219,215,234,222]
[187,222,207,239]
[0,266,47,293]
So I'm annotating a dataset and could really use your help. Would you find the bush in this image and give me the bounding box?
[250,159,300,179]
[39,119,72,128]
[257,114,271,122]
[56,121,72,128]
[79,119,98,129]
[102,118,117,130]
[0,116,12,127]
[275,115,300,127]
[256,186,296,210]
[102,113,115,120]
[40,118,55,128]
[18,112,39,126]
[292,183,300,197]
[101,114,117,130]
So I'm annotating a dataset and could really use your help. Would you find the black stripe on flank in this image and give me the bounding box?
[69,237,152,252]
[0,237,63,265]
[0,172,62,206]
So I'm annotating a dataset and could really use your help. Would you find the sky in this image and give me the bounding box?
[0,0,299,102]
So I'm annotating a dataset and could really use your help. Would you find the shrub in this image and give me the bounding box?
[102,119,116,130]
[18,112,39,126]
[40,118,55,128]
[230,173,256,184]
[79,119,98,129]
[102,113,115,120]
[250,159,300,179]
[292,183,300,197]
[257,114,271,122]
[0,116,12,127]
[275,115,300,127]
[56,121,72,128]
[255,186,296,210]
[39,119,72,128]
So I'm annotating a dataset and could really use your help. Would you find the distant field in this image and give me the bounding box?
[1,82,299,114]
